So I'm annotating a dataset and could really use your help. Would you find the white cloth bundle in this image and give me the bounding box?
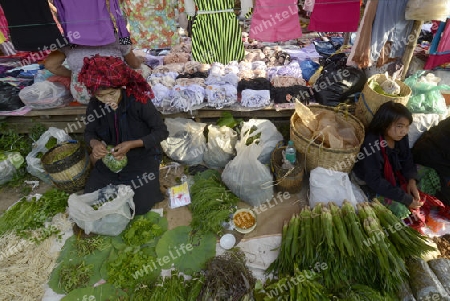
[151,83,171,107]
[241,90,271,108]
[166,84,205,112]
[205,84,237,108]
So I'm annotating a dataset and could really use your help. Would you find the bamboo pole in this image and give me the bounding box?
[401,20,424,80]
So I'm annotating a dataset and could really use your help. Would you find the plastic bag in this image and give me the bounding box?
[102,145,128,173]
[222,143,274,207]
[0,82,24,112]
[408,113,446,148]
[0,158,15,185]
[235,119,283,164]
[312,54,367,106]
[309,167,358,207]
[405,71,450,114]
[68,184,135,236]
[19,81,72,110]
[300,59,320,82]
[203,125,238,169]
[26,127,72,183]
[405,0,450,21]
[160,118,207,166]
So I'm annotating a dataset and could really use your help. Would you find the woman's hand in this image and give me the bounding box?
[407,179,423,209]
[112,140,143,160]
[91,140,108,163]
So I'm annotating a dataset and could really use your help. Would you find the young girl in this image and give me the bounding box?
[352,101,423,217]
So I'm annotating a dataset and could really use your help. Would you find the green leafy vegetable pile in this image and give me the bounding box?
[59,261,94,293]
[122,211,168,247]
[102,145,128,173]
[0,188,69,239]
[189,169,240,235]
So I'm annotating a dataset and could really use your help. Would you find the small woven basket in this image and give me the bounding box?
[355,74,412,127]
[41,141,91,193]
[270,145,304,193]
[290,104,365,174]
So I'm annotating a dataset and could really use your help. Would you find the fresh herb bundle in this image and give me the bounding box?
[122,211,168,247]
[0,188,69,238]
[59,261,94,293]
[74,235,109,257]
[189,170,240,235]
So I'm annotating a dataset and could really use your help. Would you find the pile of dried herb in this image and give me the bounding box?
[199,248,255,300]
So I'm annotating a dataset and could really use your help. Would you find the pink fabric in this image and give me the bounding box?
[0,6,9,40]
[308,0,360,32]
[249,0,302,42]
[437,21,450,53]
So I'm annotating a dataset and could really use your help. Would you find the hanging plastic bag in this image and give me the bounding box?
[405,71,450,114]
[235,119,283,164]
[222,143,274,207]
[19,81,72,110]
[160,118,207,166]
[203,125,238,169]
[68,184,135,236]
[309,167,358,207]
[26,127,72,183]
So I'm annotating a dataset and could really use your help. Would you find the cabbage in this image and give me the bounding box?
[102,145,128,173]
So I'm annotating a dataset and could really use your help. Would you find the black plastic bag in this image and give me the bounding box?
[0,82,24,111]
[271,85,312,104]
[312,54,367,106]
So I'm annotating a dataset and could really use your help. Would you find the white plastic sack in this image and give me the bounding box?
[235,119,283,164]
[203,125,238,169]
[309,167,358,207]
[409,112,448,148]
[405,0,450,21]
[19,81,72,110]
[0,159,15,185]
[161,118,207,166]
[26,127,72,183]
[222,143,274,207]
[68,185,135,236]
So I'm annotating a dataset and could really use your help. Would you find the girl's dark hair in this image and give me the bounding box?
[367,101,413,135]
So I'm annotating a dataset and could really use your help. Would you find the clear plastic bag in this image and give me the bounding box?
[235,119,283,164]
[160,118,207,166]
[0,159,15,185]
[26,127,72,183]
[405,71,450,114]
[19,81,72,109]
[222,143,274,207]
[68,185,135,236]
[203,125,238,169]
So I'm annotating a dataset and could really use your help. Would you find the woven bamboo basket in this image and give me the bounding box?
[270,145,304,193]
[290,105,365,174]
[355,74,412,127]
[41,141,91,193]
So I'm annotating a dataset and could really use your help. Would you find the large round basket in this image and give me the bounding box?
[290,105,365,174]
[355,74,412,127]
[270,146,304,193]
[41,141,91,193]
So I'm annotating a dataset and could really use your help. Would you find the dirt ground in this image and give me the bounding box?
[0,181,54,213]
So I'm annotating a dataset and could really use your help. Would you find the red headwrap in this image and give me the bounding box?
[78,54,153,104]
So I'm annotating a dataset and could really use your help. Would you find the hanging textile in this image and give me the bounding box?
[308,0,360,32]
[424,19,450,70]
[186,0,244,64]
[0,5,9,40]
[370,0,413,62]
[0,0,64,51]
[249,0,302,42]
[53,0,130,46]
[347,0,379,68]
[122,0,184,49]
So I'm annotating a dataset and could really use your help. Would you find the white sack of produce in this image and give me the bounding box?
[26,127,71,183]
[203,125,238,169]
[161,118,207,166]
[222,143,274,207]
[235,119,283,164]
[407,258,450,300]
[19,81,72,109]
[68,184,135,236]
[309,167,358,207]
[428,259,450,295]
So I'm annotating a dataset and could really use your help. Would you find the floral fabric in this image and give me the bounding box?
[121,0,185,49]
